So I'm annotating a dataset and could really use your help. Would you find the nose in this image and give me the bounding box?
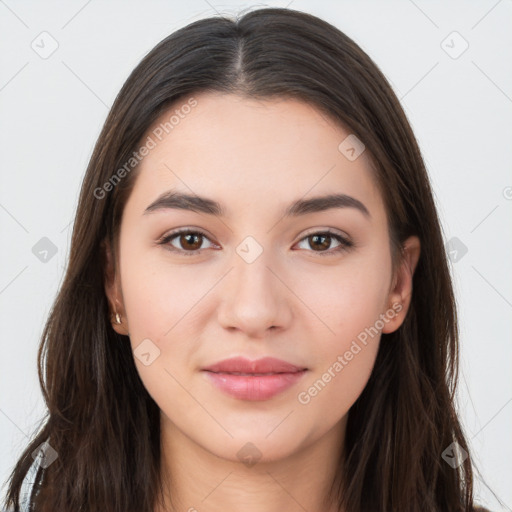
[216,251,292,339]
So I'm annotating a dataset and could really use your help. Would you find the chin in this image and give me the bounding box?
[200,427,309,465]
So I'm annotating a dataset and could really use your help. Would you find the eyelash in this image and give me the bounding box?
[156,228,354,257]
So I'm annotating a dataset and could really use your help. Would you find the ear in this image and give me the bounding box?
[101,238,129,336]
[381,235,421,334]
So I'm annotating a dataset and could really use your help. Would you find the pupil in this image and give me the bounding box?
[311,234,329,250]
[183,233,201,249]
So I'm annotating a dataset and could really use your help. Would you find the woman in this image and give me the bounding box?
[2,6,494,512]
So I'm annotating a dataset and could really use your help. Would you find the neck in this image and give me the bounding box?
[155,415,346,512]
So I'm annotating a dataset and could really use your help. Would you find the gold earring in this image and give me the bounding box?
[112,311,122,324]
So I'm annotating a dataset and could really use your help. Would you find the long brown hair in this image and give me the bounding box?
[3,7,483,511]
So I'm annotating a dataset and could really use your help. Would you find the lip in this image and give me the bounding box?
[202,356,307,374]
[201,357,308,401]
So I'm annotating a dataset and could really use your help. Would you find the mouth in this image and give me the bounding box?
[201,356,307,374]
[204,371,306,376]
[200,357,308,401]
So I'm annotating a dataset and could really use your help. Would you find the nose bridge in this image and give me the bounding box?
[234,242,276,297]
[216,235,289,335]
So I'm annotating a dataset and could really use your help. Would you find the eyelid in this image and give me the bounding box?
[157,227,354,256]
[294,228,354,256]
[298,226,350,240]
[156,227,217,253]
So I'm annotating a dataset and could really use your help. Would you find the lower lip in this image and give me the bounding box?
[202,370,308,401]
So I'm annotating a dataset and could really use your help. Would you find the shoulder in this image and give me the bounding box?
[19,455,42,511]
[473,506,493,512]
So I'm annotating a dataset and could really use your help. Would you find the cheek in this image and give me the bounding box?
[119,251,204,409]
[119,250,208,387]
[295,276,383,416]
[119,245,199,338]
[296,340,379,422]
[292,255,387,412]
[294,251,390,342]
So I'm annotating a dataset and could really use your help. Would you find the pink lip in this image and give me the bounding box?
[201,357,308,401]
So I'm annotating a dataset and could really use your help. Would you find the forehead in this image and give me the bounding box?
[126,92,385,223]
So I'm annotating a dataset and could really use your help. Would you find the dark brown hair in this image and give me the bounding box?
[2,6,489,512]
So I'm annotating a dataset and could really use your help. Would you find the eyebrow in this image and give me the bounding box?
[143,189,371,220]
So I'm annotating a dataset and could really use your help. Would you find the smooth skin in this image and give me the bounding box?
[104,92,421,512]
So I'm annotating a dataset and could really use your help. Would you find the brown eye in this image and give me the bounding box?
[296,231,353,256]
[308,234,331,251]
[158,229,353,257]
[158,229,214,255]
[178,232,203,250]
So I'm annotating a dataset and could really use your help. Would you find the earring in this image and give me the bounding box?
[112,311,122,324]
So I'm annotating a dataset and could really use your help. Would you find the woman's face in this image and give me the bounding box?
[105,91,419,464]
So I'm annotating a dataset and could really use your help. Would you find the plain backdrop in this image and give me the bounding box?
[1,0,511,510]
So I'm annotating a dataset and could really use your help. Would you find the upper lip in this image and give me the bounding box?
[201,357,307,374]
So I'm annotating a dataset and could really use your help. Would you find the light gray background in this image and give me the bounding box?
[1,0,511,510]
